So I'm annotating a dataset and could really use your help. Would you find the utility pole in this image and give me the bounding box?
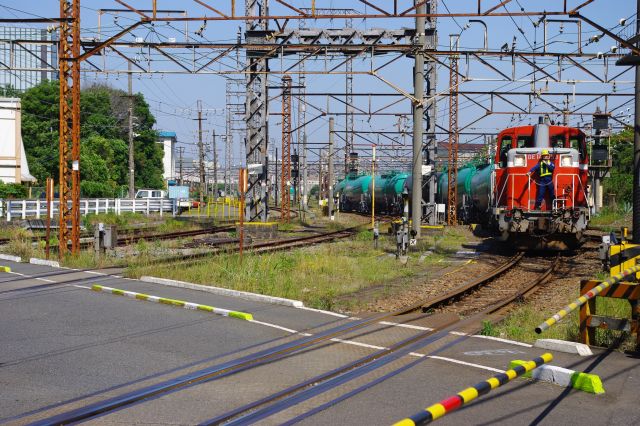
[212,130,218,197]
[319,148,324,202]
[274,147,279,207]
[411,1,426,238]
[447,34,460,226]
[634,0,640,243]
[127,61,135,199]
[328,117,335,219]
[195,100,206,205]
[177,146,184,185]
[281,75,292,222]
[302,134,308,211]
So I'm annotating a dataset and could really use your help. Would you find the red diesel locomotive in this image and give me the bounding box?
[493,117,590,250]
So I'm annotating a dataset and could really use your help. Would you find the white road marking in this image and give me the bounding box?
[7,271,55,283]
[379,321,434,331]
[424,355,506,373]
[295,306,350,318]
[70,284,512,376]
[463,349,526,356]
[469,334,533,347]
[330,338,385,350]
[248,319,306,335]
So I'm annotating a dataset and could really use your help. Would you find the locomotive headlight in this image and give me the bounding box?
[560,154,572,167]
[513,154,526,167]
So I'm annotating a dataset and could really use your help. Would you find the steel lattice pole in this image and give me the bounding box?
[447,38,459,226]
[58,0,81,256]
[281,75,292,222]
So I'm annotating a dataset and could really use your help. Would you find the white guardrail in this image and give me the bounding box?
[0,198,176,221]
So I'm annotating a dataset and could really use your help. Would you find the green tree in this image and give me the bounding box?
[17,80,164,197]
[603,128,633,204]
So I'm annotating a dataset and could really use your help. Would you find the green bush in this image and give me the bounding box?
[80,181,116,198]
[0,182,28,199]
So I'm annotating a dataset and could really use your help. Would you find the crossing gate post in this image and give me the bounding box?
[579,279,640,350]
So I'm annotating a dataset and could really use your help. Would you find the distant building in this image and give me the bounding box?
[0,98,36,184]
[0,26,58,93]
[157,131,176,182]
[436,142,487,166]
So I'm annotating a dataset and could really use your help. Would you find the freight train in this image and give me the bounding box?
[336,118,590,250]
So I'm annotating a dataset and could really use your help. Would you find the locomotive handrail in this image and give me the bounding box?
[499,172,588,212]
[554,172,591,215]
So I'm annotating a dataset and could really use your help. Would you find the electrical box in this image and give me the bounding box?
[593,114,609,130]
[591,145,609,162]
[94,223,118,253]
[104,225,117,248]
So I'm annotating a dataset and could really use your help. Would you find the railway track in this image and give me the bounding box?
[149,226,359,265]
[27,242,561,425]
[6,226,236,252]
[197,255,562,425]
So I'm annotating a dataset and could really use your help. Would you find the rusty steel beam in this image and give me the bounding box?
[84,0,582,22]
[281,75,292,223]
[58,0,81,256]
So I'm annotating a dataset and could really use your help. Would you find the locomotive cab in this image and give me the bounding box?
[493,119,590,250]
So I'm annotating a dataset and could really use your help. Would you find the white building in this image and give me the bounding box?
[157,131,176,182]
[0,98,36,184]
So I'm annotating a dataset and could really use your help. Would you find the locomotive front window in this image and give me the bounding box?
[570,136,586,161]
[499,136,512,167]
[551,135,565,148]
[516,136,532,148]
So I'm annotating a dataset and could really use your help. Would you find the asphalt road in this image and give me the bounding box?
[1,259,639,425]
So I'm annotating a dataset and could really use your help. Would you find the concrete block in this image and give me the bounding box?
[534,338,592,356]
[29,258,60,268]
[0,254,21,262]
[140,276,304,308]
[509,361,605,394]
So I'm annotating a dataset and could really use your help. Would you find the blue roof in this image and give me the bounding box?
[158,131,177,138]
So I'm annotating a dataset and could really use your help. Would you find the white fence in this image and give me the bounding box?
[0,198,176,221]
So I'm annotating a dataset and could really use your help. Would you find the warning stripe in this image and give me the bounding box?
[581,281,640,299]
[0,266,11,272]
[392,354,553,425]
[536,264,640,334]
[91,284,253,321]
[609,244,640,268]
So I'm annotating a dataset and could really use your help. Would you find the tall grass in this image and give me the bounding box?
[4,227,36,259]
[128,239,421,310]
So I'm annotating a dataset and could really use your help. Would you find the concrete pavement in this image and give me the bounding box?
[1,259,638,425]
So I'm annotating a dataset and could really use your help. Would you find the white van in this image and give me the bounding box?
[135,189,166,199]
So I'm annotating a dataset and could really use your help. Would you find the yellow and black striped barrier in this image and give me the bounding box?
[609,241,640,279]
[91,284,253,321]
[392,353,553,425]
[0,266,10,272]
[535,264,640,334]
